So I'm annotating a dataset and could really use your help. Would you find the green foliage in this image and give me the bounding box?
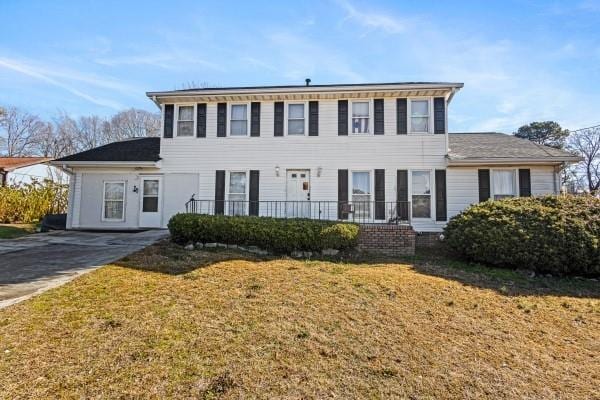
[168,213,359,254]
[444,195,600,276]
[513,121,569,149]
[0,180,68,223]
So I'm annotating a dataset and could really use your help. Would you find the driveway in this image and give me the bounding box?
[0,230,169,308]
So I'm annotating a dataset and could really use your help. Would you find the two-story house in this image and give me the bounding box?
[52,82,581,233]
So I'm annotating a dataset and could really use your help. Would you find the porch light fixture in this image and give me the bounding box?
[133,185,139,193]
[275,165,280,176]
[317,166,322,177]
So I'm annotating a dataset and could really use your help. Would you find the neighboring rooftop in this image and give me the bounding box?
[448,133,582,164]
[54,137,160,163]
[0,157,52,171]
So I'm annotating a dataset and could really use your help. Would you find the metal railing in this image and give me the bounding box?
[185,199,411,224]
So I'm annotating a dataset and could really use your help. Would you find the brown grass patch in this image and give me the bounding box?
[0,241,598,399]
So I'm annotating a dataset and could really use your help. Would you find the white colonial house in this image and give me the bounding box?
[51,82,581,232]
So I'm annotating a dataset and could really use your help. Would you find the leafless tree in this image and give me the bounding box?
[108,108,160,141]
[0,106,45,156]
[568,126,600,195]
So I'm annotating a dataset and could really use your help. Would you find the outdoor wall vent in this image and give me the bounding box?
[305,78,311,86]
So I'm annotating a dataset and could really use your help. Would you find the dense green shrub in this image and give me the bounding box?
[444,195,600,276]
[0,180,68,223]
[168,213,359,254]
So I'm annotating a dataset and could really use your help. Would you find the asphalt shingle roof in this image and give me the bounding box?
[55,137,160,162]
[448,133,580,161]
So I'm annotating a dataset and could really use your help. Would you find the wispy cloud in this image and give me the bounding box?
[336,0,408,34]
[0,57,129,110]
[94,52,220,71]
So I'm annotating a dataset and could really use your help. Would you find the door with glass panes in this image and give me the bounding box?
[139,176,162,227]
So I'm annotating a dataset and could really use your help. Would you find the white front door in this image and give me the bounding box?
[139,176,162,228]
[286,170,310,218]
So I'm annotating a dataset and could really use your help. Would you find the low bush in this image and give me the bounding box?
[444,195,600,276]
[0,180,68,223]
[168,213,359,254]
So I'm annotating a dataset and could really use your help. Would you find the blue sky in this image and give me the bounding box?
[1,0,599,133]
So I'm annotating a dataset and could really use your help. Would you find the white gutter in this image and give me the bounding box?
[146,83,464,99]
[49,160,160,168]
[447,157,582,166]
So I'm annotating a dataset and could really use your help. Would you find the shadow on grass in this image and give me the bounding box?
[115,240,599,299]
[113,240,264,275]
[367,246,600,299]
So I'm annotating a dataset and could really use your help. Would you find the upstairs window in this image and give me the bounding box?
[412,170,431,218]
[352,101,370,134]
[177,106,194,136]
[410,100,429,133]
[287,103,305,135]
[492,170,517,200]
[230,104,248,136]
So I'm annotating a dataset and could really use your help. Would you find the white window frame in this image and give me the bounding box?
[408,97,433,134]
[228,102,251,137]
[349,170,373,219]
[102,180,126,222]
[175,104,196,137]
[348,99,373,135]
[491,168,519,200]
[410,170,433,220]
[226,170,249,215]
[284,101,308,136]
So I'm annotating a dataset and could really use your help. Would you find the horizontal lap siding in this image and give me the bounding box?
[159,100,447,229]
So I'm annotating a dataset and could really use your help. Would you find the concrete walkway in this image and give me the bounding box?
[0,230,169,308]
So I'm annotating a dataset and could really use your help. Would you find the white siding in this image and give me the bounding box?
[447,166,559,221]
[161,173,199,226]
[73,172,143,229]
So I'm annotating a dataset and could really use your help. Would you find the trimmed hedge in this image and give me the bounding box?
[444,195,600,276]
[168,213,359,254]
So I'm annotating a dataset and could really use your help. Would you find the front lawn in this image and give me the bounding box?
[0,223,37,239]
[0,242,598,399]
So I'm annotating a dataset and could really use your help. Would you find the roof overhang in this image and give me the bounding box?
[49,160,160,169]
[447,156,583,166]
[147,83,464,104]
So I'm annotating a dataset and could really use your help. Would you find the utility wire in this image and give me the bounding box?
[569,123,600,133]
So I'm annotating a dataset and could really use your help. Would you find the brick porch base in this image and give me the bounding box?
[357,224,415,256]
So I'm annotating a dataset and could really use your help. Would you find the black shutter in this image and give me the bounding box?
[397,170,409,220]
[309,101,319,136]
[519,169,531,197]
[249,170,260,215]
[434,97,445,134]
[375,169,385,219]
[435,170,447,221]
[374,99,384,135]
[397,98,407,135]
[163,104,174,138]
[215,170,225,215]
[274,101,284,136]
[338,100,348,136]
[217,103,227,137]
[250,102,260,137]
[197,103,207,138]
[338,169,348,219]
[478,169,490,202]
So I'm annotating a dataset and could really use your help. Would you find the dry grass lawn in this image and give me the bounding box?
[0,241,598,399]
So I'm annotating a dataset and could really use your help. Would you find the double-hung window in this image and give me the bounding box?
[492,170,517,200]
[228,172,247,215]
[352,101,370,134]
[230,104,248,136]
[412,171,431,218]
[287,103,305,135]
[410,100,429,133]
[177,106,194,136]
[103,181,125,221]
[352,171,371,219]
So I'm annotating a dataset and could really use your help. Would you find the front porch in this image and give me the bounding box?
[185,199,412,225]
